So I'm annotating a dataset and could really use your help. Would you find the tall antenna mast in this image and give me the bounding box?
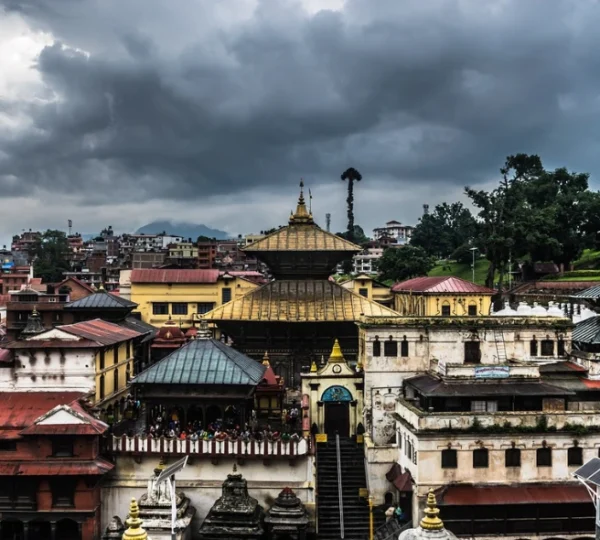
[68,219,73,236]
[326,213,331,232]
[423,204,429,216]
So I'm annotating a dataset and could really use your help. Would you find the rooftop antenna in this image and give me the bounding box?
[326,213,331,232]
[423,204,429,216]
[309,187,312,215]
[68,219,73,236]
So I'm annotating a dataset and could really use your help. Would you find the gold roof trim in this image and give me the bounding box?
[203,280,400,322]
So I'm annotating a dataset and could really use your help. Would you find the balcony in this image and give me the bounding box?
[395,398,600,433]
[110,435,309,458]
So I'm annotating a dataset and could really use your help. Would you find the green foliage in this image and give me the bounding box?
[341,167,362,242]
[450,243,476,265]
[428,259,491,285]
[543,269,600,280]
[337,225,369,245]
[377,246,436,282]
[411,202,477,258]
[33,229,71,283]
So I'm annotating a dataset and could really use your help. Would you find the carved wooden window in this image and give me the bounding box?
[536,447,552,467]
[441,449,457,469]
[384,337,398,357]
[541,340,554,357]
[464,341,481,364]
[505,448,521,467]
[530,338,538,356]
[473,448,489,468]
[401,337,409,357]
[568,447,583,466]
[373,337,381,357]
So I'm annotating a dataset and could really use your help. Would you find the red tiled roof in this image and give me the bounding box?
[441,484,589,506]
[581,378,600,389]
[59,319,141,345]
[0,392,85,430]
[392,276,495,294]
[131,269,220,284]
[21,400,108,436]
[4,340,102,349]
[0,459,114,476]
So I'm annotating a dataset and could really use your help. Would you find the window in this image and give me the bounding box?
[557,339,565,356]
[473,448,489,468]
[99,350,105,370]
[126,364,131,383]
[441,449,457,469]
[52,438,74,457]
[197,302,215,314]
[401,338,409,357]
[441,304,451,316]
[373,337,381,357]
[53,312,62,323]
[468,304,477,316]
[384,337,398,357]
[471,400,498,412]
[113,345,119,364]
[505,448,521,467]
[0,441,17,451]
[568,446,583,466]
[171,303,188,315]
[358,288,368,298]
[51,479,75,507]
[99,375,105,400]
[222,288,232,304]
[126,340,131,359]
[152,303,169,315]
[537,447,552,467]
[530,338,538,357]
[113,368,119,392]
[541,340,554,357]
[464,341,481,364]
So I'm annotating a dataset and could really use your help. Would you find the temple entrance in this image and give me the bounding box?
[1,520,24,540]
[56,518,80,540]
[324,403,350,437]
[29,521,51,540]
[321,385,353,438]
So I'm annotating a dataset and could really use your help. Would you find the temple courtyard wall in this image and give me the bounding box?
[101,454,316,533]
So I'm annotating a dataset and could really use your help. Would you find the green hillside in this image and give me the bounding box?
[428,259,491,285]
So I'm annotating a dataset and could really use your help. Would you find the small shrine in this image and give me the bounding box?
[122,497,150,540]
[399,490,458,540]
[198,467,264,540]
[21,308,45,337]
[254,351,285,421]
[264,487,309,540]
[150,318,187,362]
[137,461,196,539]
[102,516,125,539]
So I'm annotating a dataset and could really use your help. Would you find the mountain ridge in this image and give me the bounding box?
[135,220,229,240]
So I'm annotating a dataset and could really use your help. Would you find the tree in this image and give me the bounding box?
[33,230,71,283]
[341,167,362,242]
[450,243,475,265]
[376,246,435,282]
[337,225,369,245]
[411,202,477,258]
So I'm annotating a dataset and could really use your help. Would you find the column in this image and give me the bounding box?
[350,401,357,436]
[50,521,57,540]
[317,402,324,433]
[23,521,29,540]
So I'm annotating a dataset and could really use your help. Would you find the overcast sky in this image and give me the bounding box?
[1,0,600,244]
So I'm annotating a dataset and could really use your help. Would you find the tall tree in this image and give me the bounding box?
[376,246,435,282]
[341,167,362,242]
[33,229,72,283]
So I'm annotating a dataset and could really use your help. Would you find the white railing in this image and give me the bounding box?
[110,435,309,457]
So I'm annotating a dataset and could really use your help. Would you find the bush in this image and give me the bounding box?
[544,269,600,280]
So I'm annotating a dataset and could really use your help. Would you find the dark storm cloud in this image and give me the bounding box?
[2,0,600,213]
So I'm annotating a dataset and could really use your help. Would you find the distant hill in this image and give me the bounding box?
[135,220,229,240]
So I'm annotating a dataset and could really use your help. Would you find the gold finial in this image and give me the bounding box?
[310,359,318,373]
[289,179,314,225]
[122,498,147,540]
[420,489,444,531]
[328,339,346,364]
[262,351,270,367]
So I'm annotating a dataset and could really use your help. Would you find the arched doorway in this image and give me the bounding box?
[56,518,80,540]
[1,520,24,540]
[322,385,353,437]
[29,520,51,540]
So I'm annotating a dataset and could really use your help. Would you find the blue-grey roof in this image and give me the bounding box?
[120,317,157,338]
[66,291,138,310]
[133,339,266,386]
[571,286,600,299]
[573,316,600,344]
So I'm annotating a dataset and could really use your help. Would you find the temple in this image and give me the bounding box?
[204,182,399,386]
[198,467,264,540]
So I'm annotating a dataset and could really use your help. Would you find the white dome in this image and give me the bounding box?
[516,302,533,315]
[493,301,517,316]
[531,302,548,316]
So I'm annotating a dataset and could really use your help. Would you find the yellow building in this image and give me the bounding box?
[168,241,199,259]
[339,274,394,308]
[130,269,260,327]
[392,276,494,316]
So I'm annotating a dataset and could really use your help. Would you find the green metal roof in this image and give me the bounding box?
[132,339,266,386]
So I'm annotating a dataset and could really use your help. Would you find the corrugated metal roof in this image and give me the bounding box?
[203,280,400,322]
[440,484,590,506]
[131,269,220,283]
[573,316,600,344]
[242,224,361,252]
[392,276,495,294]
[59,319,141,345]
[4,339,102,349]
[405,374,572,397]
[539,361,587,374]
[0,392,85,429]
[571,285,600,299]
[133,338,266,386]
[66,291,137,310]
[120,316,157,337]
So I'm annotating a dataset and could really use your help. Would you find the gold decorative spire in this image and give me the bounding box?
[262,351,270,367]
[310,359,318,373]
[328,339,346,364]
[289,179,314,225]
[420,489,444,531]
[122,498,147,540]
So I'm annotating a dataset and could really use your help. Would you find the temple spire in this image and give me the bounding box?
[122,498,148,540]
[420,489,444,531]
[327,338,346,364]
[262,351,270,367]
[289,179,313,225]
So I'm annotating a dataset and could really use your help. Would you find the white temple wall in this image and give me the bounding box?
[101,455,316,533]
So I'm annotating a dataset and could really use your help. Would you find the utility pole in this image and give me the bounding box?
[326,213,331,232]
[470,247,478,283]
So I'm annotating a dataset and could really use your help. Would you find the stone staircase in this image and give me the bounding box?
[316,437,370,539]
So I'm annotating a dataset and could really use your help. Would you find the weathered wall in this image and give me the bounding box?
[101,455,316,534]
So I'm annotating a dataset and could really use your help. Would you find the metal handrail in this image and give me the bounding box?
[336,434,345,539]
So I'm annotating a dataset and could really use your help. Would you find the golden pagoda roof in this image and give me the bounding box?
[243,182,361,253]
[203,280,400,322]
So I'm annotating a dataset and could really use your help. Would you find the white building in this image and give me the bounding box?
[359,314,597,539]
[373,220,413,244]
[352,246,384,274]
